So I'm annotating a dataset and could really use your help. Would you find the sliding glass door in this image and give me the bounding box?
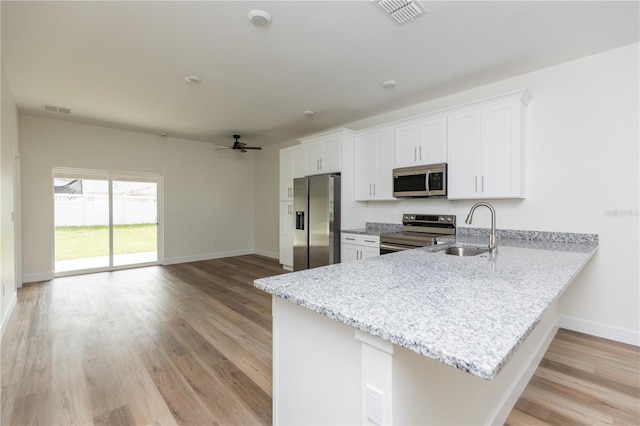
[112,180,158,267]
[53,170,161,275]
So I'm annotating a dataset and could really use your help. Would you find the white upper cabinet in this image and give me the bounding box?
[394,116,447,168]
[447,91,530,199]
[292,146,306,179]
[301,133,342,175]
[354,128,395,201]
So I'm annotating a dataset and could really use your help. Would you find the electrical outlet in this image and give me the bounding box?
[366,384,384,425]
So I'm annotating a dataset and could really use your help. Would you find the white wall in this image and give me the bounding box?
[254,43,639,343]
[1,63,20,331]
[19,115,256,281]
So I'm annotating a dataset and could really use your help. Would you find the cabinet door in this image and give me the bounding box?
[305,142,323,175]
[481,100,523,198]
[420,116,448,164]
[355,130,394,201]
[279,202,294,267]
[341,243,360,263]
[354,134,378,200]
[280,148,294,200]
[447,109,482,199]
[321,137,341,173]
[360,245,380,260]
[292,146,306,179]
[394,124,420,168]
[374,131,395,199]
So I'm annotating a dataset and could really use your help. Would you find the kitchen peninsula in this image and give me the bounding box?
[255,230,598,425]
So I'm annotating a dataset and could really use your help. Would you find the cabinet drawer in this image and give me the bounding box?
[341,233,380,248]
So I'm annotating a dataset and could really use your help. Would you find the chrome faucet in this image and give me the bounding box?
[465,202,498,255]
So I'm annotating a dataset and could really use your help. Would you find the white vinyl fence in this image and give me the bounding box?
[55,194,157,227]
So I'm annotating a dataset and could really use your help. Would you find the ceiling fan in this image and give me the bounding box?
[215,134,262,153]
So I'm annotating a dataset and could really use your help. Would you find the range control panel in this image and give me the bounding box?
[402,214,456,226]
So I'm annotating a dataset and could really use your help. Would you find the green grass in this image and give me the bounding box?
[55,224,157,260]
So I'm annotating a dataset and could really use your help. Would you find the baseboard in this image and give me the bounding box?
[560,315,640,346]
[23,271,55,284]
[1,292,18,341]
[254,249,279,259]
[163,249,254,265]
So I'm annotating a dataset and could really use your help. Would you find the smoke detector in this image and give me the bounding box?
[372,0,427,25]
[248,10,272,26]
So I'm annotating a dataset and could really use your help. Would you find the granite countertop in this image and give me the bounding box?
[254,231,598,380]
[342,222,402,236]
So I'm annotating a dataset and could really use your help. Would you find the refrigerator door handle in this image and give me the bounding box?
[295,211,305,230]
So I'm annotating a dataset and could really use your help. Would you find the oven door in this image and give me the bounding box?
[379,243,418,255]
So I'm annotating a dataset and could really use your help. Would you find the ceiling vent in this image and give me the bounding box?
[43,104,71,114]
[372,0,427,25]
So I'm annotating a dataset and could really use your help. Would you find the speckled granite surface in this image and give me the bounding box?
[457,226,599,245]
[254,235,598,380]
[342,222,402,236]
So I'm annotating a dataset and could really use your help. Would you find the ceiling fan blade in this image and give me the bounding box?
[243,146,262,150]
[214,143,231,148]
[216,147,232,150]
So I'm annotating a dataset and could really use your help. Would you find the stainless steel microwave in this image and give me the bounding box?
[392,163,447,198]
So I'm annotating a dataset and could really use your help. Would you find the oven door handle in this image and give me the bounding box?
[379,243,414,252]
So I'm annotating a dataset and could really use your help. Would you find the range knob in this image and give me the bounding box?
[439,216,445,222]
[447,217,452,222]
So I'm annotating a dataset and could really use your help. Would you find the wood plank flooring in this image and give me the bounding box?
[1,255,284,425]
[2,254,638,425]
[506,328,640,425]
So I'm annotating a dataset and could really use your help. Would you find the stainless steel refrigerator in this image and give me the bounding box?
[293,174,341,271]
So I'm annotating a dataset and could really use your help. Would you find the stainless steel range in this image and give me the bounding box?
[379,214,456,254]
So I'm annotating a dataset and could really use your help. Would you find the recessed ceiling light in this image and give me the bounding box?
[303,110,316,117]
[381,80,397,88]
[184,75,202,83]
[248,10,272,26]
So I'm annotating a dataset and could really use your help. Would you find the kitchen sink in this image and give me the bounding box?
[441,246,488,256]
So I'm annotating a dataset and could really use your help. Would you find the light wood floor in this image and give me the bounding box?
[2,255,638,425]
[1,255,285,425]
[506,328,640,425]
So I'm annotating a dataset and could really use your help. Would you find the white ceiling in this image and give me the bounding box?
[2,1,638,147]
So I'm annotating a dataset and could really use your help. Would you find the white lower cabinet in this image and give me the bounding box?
[341,234,380,263]
[279,202,294,268]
